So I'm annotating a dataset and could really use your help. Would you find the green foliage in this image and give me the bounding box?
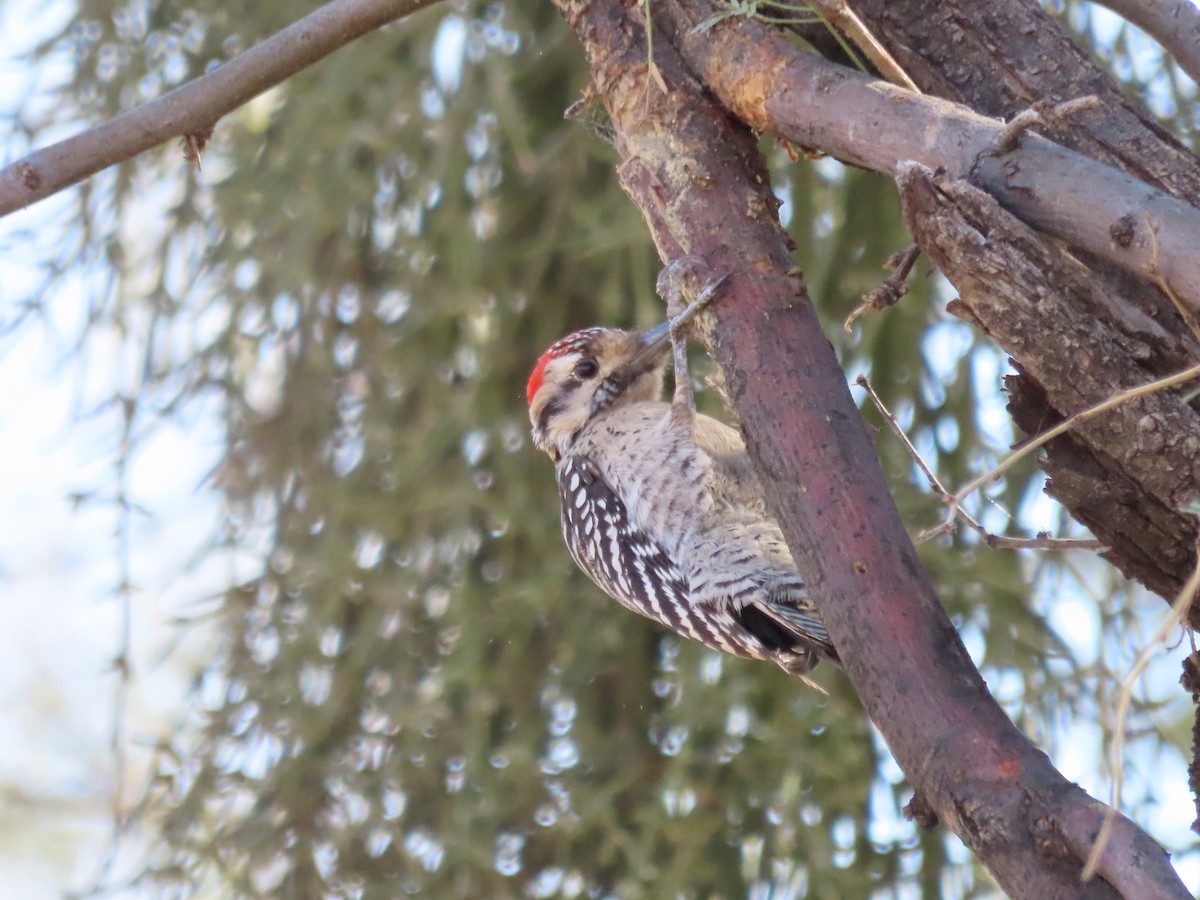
[6,0,1196,896]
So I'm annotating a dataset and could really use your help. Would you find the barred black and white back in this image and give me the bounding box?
[560,403,837,676]
[527,323,838,679]
[559,453,709,644]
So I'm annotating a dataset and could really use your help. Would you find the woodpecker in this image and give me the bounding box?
[526,258,838,679]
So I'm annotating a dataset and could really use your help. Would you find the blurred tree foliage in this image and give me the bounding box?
[4,0,1198,896]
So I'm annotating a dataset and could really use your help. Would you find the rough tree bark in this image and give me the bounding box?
[661,0,1200,615]
[551,0,1189,894]
[849,0,1200,201]
[662,3,1200,311]
[841,0,1200,604]
[896,164,1200,607]
[0,0,1190,892]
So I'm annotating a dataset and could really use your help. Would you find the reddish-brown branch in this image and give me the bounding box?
[669,0,1200,606]
[551,0,1188,894]
[0,0,439,217]
[658,0,1200,319]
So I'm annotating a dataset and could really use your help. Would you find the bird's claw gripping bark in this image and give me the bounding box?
[656,256,730,426]
[656,255,728,329]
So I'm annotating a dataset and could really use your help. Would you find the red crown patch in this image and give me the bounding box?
[526,328,603,405]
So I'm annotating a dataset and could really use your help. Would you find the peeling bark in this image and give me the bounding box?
[896,164,1200,616]
[656,0,1200,324]
[551,0,1188,893]
[845,0,1200,204]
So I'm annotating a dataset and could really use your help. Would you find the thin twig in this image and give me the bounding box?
[1081,529,1200,882]
[857,375,948,492]
[856,375,1103,551]
[925,362,1200,540]
[990,96,1100,154]
[804,0,920,91]
[640,0,670,95]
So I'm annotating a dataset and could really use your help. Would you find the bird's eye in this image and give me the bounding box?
[572,359,599,379]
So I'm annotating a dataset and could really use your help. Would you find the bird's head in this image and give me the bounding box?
[526,322,674,461]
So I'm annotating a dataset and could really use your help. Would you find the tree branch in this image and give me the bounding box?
[840,0,1200,208]
[659,0,1200,317]
[1083,532,1200,881]
[947,359,1200,516]
[896,164,1200,616]
[552,0,1188,893]
[1089,0,1200,87]
[670,0,1200,604]
[803,0,920,90]
[0,0,440,217]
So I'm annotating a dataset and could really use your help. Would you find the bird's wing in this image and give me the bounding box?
[690,415,838,663]
[752,590,838,663]
[690,414,770,510]
[559,452,781,659]
[557,453,693,628]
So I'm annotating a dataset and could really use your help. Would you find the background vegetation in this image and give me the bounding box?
[2,0,1196,894]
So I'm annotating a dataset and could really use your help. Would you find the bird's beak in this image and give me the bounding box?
[639,320,673,355]
[622,270,727,377]
[622,320,673,376]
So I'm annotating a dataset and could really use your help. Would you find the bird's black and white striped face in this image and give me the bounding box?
[526,326,668,461]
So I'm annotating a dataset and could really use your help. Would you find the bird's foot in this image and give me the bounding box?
[655,256,730,424]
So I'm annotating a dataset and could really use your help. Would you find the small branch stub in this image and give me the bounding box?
[844,243,921,333]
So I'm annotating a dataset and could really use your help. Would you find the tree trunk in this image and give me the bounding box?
[552,0,1191,893]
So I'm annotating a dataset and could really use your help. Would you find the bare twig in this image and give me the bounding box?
[1089,0,1200,87]
[844,244,921,333]
[1082,528,1200,882]
[857,375,946,490]
[856,375,1103,550]
[640,0,670,95]
[0,0,440,217]
[804,0,920,91]
[924,362,1200,540]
